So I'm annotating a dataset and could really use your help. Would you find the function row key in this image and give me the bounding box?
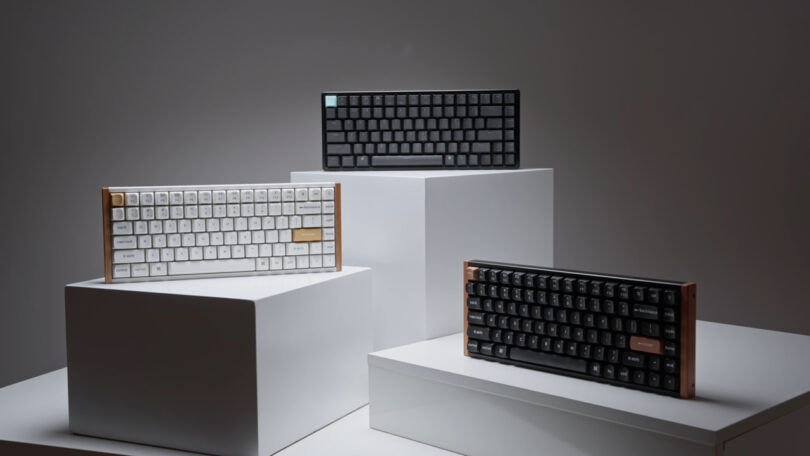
[329,92,516,107]
[112,188,334,207]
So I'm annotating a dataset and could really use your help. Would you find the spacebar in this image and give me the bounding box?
[509,348,588,373]
[371,155,444,167]
[168,259,256,276]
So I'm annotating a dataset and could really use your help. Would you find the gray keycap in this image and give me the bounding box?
[481,105,503,117]
[472,142,491,152]
[356,155,370,167]
[327,144,351,155]
[325,120,342,131]
[341,156,354,167]
[326,132,346,143]
[371,155,444,167]
[478,130,503,141]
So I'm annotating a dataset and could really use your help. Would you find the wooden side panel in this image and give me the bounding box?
[680,282,697,398]
[334,183,342,271]
[101,188,112,284]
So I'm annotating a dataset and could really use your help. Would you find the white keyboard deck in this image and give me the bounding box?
[102,183,341,283]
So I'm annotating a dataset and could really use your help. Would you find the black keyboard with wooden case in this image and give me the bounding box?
[463,260,696,398]
[321,89,519,170]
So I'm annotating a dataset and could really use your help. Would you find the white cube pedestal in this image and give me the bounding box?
[369,321,810,456]
[292,169,553,349]
[65,268,372,456]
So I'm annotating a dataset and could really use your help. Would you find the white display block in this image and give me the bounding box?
[291,169,553,349]
[65,268,372,456]
[369,321,810,456]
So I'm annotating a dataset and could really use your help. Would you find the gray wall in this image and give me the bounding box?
[1,0,808,388]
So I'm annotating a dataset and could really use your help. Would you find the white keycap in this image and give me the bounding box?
[310,242,322,254]
[279,229,292,243]
[282,189,295,201]
[149,221,163,234]
[193,219,206,232]
[111,208,125,221]
[196,233,210,246]
[138,233,155,249]
[295,188,308,201]
[170,192,183,205]
[113,222,132,235]
[232,245,245,258]
[113,264,131,278]
[175,247,189,261]
[141,207,155,220]
[211,232,223,245]
[155,192,169,205]
[126,207,140,220]
[227,204,240,217]
[238,231,251,244]
[246,245,259,257]
[273,244,286,256]
[270,257,283,270]
[221,217,233,231]
[323,215,335,227]
[323,241,335,254]
[150,262,167,276]
[323,228,335,241]
[309,188,321,201]
[132,263,149,277]
[276,216,289,229]
[260,244,273,257]
[310,255,322,268]
[290,216,302,229]
[282,203,295,215]
[199,205,212,218]
[323,254,336,267]
[269,203,282,216]
[252,231,265,244]
[227,190,240,203]
[198,191,212,204]
[153,235,166,248]
[156,206,169,219]
[255,204,268,216]
[235,217,248,231]
[160,248,174,262]
[241,189,253,202]
[164,220,177,233]
[182,233,195,247]
[126,193,139,206]
[140,192,154,205]
[249,217,261,230]
[146,249,160,262]
[303,215,321,228]
[287,243,309,256]
[256,258,269,271]
[295,202,321,214]
[322,187,334,200]
[225,232,238,245]
[322,201,335,214]
[167,234,181,247]
[283,257,296,269]
[296,256,309,269]
[255,189,267,202]
[134,221,148,234]
[266,230,279,243]
[178,220,192,233]
[214,205,227,217]
[204,246,217,259]
[113,249,144,264]
[241,204,254,216]
[185,206,198,218]
[213,190,226,204]
[207,219,220,232]
[262,217,275,229]
[190,247,203,260]
[184,191,197,204]
[218,246,232,259]
[171,206,184,219]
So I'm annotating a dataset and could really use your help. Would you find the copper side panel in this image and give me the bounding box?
[680,282,697,399]
[101,188,112,284]
[463,262,478,356]
[334,183,342,271]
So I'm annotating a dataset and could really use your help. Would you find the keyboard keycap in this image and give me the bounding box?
[510,348,588,374]
[371,155,444,167]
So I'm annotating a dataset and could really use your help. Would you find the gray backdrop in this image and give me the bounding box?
[1,0,808,388]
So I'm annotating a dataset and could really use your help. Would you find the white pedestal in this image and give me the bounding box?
[368,321,810,456]
[65,268,372,456]
[291,169,553,349]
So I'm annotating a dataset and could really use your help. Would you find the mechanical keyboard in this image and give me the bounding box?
[463,260,696,398]
[321,89,520,170]
[102,183,341,283]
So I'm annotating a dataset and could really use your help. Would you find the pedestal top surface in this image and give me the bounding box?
[293,168,551,179]
[66,266,369,301]
[369,321,810,444]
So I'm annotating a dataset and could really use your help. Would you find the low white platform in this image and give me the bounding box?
[0,369,458,456]
[65,268,372,456]
[369,321,810,456]
[291,169,554,349]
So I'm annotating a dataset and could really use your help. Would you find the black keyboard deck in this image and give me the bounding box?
[463,260,696,398]
[321,90,519,170]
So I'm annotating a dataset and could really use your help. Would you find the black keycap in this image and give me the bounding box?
[472,142,491,153]
[503,331,514,345]
[663,307,677,323]
[664,375,678,391]
[468,325,490,341]
[512,272,525,287]
[550,276,562,291]
[483,298,494,312]
[648,373,661,388]
[481,105,503,116]
[622,352,646,368]
[468,312,485,325]
[604,364,616,379]
[618,367,631,382]
[663,289,677,305]
[589,362,602,377]
[510,348,588,373]
[591,281,604,297]
[603,282,617,298]
[467,340,479,353]
[648,288,661,304]
[632,304,659,320]
[664,325,677,339]
[641,322,660,337]
[495,345,509,358]
[480,342,494,356]
[664,358,677,373]
[619,284,632,300]
[633,370,646,385]
[326,120,342,131]
[664,342,677,357]
[633,286,646,302]
[648,355,661,371]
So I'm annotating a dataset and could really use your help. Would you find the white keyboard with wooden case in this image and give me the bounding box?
[102,183,341,283]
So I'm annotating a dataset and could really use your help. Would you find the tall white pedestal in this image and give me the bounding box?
[65,268,372,456]
[291,169,553,349]
[368,322,810,456]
